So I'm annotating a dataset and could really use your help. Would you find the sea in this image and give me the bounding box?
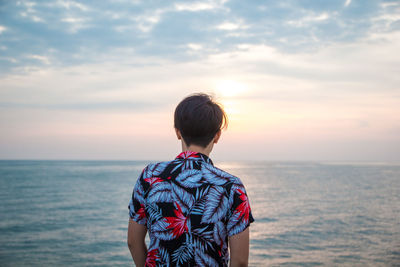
[0,160,399,266]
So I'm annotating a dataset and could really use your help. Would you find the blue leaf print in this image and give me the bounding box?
[172,242,194,265]
[147,181,173,204]
[148,238,160,251]
[175,169,203,188]
[147,203,163,223]
[195,186,210,201]
[171,183,195,214]
[191,238,207,254]
[201,164,241,186]
[132,179,145,204]
[144,161,170,178]
[128,199,136,218]
[191,186,210,215]
[191,227,214,252]
[213,221,226,246]
[201,186,228,223]
[187,217,192,234]
[227,211,247,237]
[198,154,212,164]
[170,159,184,173]
[194,249,219,267]
[192,225,211,236]
[186,160,194,170]
[128,152,254,266]
[227,184,245,209]
[158,246,170,265]
[152,219,174,241]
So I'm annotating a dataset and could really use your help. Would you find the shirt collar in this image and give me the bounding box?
[175,151,214,165]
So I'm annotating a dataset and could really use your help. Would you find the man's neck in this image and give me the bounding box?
[181,143,213,157]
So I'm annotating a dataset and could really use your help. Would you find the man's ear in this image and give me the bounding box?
[213,130,222,144]
[175,128,182,140]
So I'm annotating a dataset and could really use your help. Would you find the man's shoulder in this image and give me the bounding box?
[200,162,244,187]
[142,160,173,178]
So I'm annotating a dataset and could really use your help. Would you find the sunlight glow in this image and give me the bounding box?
[213,80,249,126]
[221,100,239,117]
[215,80,247,98]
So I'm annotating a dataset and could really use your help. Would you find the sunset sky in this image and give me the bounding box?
[0,0,399,161]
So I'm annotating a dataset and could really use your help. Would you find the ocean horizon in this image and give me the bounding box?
[0,159,399,266]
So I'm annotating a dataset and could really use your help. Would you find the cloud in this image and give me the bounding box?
[187,43,203,50]
[1,0,398,74]
[2,29,398,108]
[61,17,85,23]
[0,1,398,160]
[174,2,216,12]
[0,23,399,160]
[216,22,243,30]
[17,0,46,23]
[0,25,7,34]
[20,12,45,22]
[0,101,158,111]
[0,57,17,63]
[61,16,90,33]
[287,12,330,27]
[372,2,400,32]
[54,0,89,11]
[134,11,163,33]
[26,55,51,65]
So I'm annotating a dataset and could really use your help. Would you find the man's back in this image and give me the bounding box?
[129,151,254,266]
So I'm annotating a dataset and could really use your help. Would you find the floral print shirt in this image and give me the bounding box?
[128,151,254,266]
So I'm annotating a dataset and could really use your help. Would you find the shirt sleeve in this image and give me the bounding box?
[128,169,147,225]
[226,184,254,237]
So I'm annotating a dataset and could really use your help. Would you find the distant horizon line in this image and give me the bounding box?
[1,158,399,165]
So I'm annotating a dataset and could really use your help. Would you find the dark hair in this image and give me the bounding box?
[174,93,228,148]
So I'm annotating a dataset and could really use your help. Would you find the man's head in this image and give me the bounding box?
[174,93,227,148]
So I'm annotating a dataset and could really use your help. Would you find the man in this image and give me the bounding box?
[128,93,254,266]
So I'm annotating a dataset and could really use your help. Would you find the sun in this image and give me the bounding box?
[215,80,247,98]
[213,80,248,119]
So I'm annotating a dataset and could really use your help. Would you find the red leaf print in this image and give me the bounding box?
[235,189,250,223]
[177,151,199,159]
[164,202,188,238]
[145,248,159,267]
[218,243,223,256]
[144,177,163,186]
[137,204,146,220]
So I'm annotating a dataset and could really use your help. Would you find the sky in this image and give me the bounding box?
[0,0,399,161]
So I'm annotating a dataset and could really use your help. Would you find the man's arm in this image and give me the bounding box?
[127,218,148,267]
[229,227,250,267]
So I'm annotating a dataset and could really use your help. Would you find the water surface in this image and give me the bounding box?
[0,160,399,266]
